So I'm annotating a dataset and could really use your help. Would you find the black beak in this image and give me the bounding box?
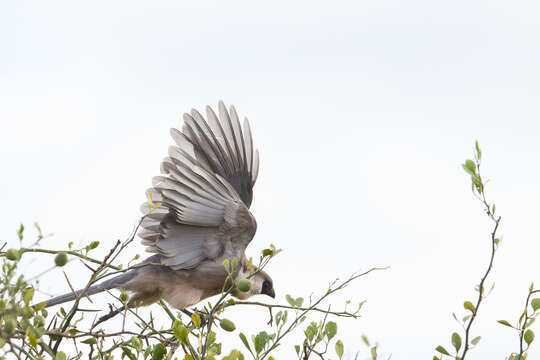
[264,287,275,299]
[261,279,275,298]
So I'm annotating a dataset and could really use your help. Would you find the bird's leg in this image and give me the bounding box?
[181,309,193,317]
[182,309,207,328]
[93,304,124,328]
[267,307,273,326]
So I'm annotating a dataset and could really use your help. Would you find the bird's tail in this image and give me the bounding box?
[39,272,136,308]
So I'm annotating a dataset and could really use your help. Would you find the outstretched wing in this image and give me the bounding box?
[138,102,258,270]
[177,100,259,207]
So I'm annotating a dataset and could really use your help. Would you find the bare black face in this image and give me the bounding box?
[261,279,275,298]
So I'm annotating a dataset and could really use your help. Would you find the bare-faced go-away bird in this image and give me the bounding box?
[41,101,275,320]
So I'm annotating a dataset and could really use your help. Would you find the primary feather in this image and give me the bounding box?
[139,101,259,271]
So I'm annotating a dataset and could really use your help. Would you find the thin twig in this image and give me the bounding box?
[260,267,388,360]
[226,301,361,318]
[460,154,501,360]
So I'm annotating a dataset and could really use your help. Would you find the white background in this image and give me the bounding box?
[1,1,540,358]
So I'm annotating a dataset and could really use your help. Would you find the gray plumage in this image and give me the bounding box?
[40,101,274,312]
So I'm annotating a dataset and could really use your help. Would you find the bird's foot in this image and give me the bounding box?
[92,304,124,329]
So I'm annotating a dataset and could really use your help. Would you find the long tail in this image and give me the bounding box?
[40,272,136,308]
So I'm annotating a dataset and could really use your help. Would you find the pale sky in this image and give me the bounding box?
[2,1,540,358]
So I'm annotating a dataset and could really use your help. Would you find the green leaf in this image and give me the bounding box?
[464,301,476,313]
[294,345,300,355]
[361,335,370,346]
[475,140,482,160]
[471,336,481,345]
[462,160,476,175]
[239,333,252,353]
[152,343,166,360]
[285,294,296,307]
[34,315,45,328]
[191,313,201,328]
[21,306,34,319]
[254,331,269,354]
[122,347,137,360]
[370,346,377,360]
[130,337,142,352]
[435,346,450,356]
[275,311,283,326]
[531,298,540,312]
[357,300,366,312]
[172,321,188,344]
[325,321,337,340]
[262,249,273,257]
[472,174,483,193]
[223,350,244,360]
[23,287,34,305]
[56,352,67,360]
[451,332,462,352]
[282,311,289,324]
[17,223,24,241]
[82,338,97,345]
[525,329,535,346]
[34,302,46,312]
[285,294,303,307]
[231,256,239,270]
[304,322,317,341]
[497,320,514,328]
[34,221,42,234]
[207,331,216,346]
[209,343,222,356]
[335,340,344,359]
[144,346,152,359]
[28,332,38,347]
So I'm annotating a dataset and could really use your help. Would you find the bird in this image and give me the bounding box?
[41,101,275,318]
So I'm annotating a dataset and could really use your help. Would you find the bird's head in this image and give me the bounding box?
[232,270,275,300]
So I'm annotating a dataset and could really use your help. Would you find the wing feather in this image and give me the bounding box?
[243,117,254,180]
[252,149,260,184]
[138,102,259,270]
[218,101,241,171]
[230,105,247,172]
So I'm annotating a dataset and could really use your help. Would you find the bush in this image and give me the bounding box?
[1,142,538,360]
[0,221,381,359]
